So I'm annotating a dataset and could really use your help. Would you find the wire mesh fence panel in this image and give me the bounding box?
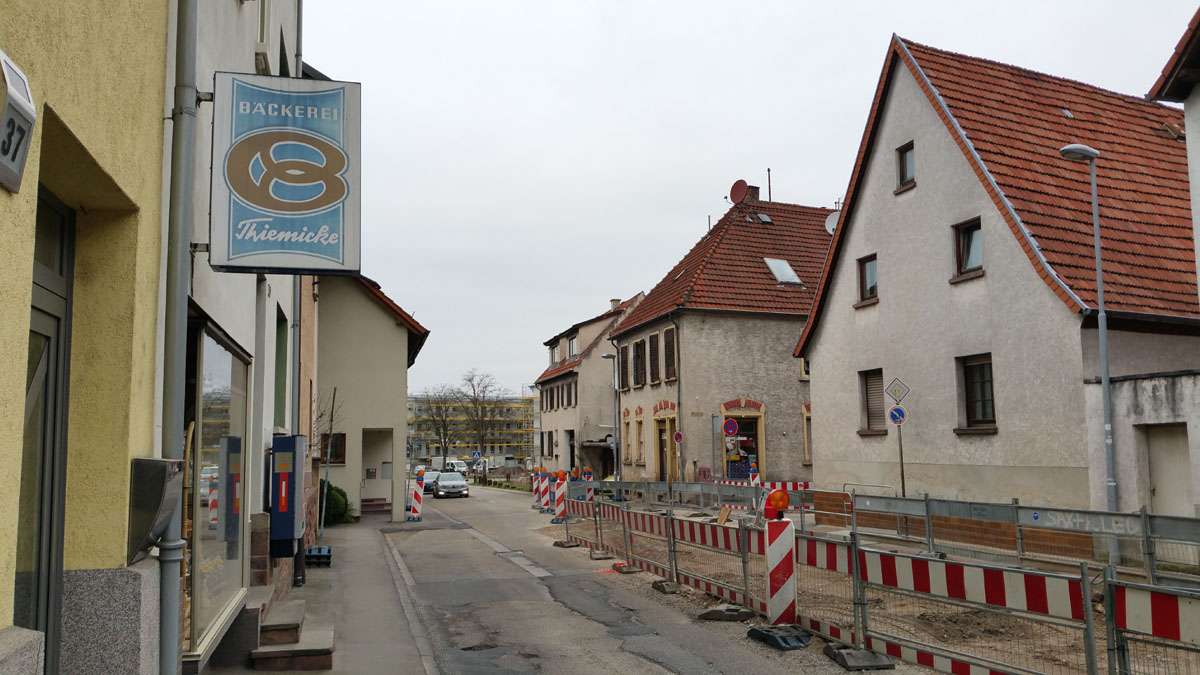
[1118,633,1200,675]
[671,517,751,606]
[596,501,627,557]
[794,532,857,643]
[564,498,598,549]
[624,508,672,576]
[1151,538,1200,585]
[864,584,1095,675]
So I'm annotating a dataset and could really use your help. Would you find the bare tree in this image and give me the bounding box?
[456,369,511,458]
[313,391,345,462]
[412,384,464,467]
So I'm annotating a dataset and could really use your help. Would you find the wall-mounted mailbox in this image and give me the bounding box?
[270,435,306,558]
[128,457,184,565]
[0,47,36,193]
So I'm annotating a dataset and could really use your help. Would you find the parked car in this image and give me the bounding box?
[431,457,469,474]
[432,472,469,499]
[421,470,440,493]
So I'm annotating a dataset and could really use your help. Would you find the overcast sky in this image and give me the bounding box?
[303,0,1196,394]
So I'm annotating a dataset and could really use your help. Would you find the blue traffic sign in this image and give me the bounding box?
[471,450,482,460]
[888,406,907,425]
[723,418,739,436]
[673,431,683,444]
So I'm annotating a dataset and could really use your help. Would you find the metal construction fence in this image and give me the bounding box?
[556,480,1200,674]
[851,494,1200,588]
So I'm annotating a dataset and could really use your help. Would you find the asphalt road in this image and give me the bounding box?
[385,485,922,674]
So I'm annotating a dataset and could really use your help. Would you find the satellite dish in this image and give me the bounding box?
[824,211,840,235]
[729,179,748,204]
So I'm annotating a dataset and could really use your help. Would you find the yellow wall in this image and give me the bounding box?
[0,0,169,626]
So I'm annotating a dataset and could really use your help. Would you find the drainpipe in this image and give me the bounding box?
[670,312,682,483]
[161,0,198,672]
[291,0,305,584]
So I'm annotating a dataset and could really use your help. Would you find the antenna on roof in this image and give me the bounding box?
[824,211,840,236]
[707,215,712,231]
[767,168,772,202]
[729,179,748,204]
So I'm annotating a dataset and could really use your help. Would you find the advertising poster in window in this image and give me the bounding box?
[209,72,361,273]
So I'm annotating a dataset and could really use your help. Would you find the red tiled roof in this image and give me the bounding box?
[1150,6,1200,102]
[612,198,834,338]
[796,36,1197,357]
[535,295,641,384]
[354,275,430,366]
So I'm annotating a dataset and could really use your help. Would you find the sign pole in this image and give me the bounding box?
[897,424,906,498]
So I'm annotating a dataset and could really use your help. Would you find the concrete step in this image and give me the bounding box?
[250,620,334,671]
[260,599,304,646]
[359,501,392,514]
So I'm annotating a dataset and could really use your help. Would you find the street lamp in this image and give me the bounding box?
[1059,142,1119,561]
[601,353,620,481]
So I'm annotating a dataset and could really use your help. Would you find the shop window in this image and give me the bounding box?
[724,417,760,480]
[189,331,249,648]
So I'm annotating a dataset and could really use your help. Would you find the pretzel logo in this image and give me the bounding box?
[225,129,347,214]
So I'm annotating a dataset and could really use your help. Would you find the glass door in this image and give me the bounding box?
[15,190,74,674]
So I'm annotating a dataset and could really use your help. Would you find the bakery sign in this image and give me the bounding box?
[209,72,361,273]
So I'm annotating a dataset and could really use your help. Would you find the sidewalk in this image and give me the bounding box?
[209,515,424,673]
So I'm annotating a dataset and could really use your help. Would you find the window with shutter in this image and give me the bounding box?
[860,369,885,432]
[663,327,676,380]
[632,340,646,386]
[619,345,629,390]
[648,333,660,383]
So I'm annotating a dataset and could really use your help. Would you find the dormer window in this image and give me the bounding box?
[568,335,578,357]
[550,344,559,363]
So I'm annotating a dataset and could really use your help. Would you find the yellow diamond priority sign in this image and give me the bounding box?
[886,378,910,404]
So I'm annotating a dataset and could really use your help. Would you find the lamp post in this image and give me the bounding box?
[1060,143,1119,563]
[601,353,620,481]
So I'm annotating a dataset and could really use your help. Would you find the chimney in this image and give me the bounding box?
[610,298,621,310]
[745,185,761,202]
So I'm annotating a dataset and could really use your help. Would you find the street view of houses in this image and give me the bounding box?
[2,2,1200,674]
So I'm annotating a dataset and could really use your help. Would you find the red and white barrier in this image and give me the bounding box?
[718,480,811,491]
[1113,583,1200,647]
[856,550,1085,622]
[209,485,219,529]
[408,475,424,521]
[539,473,552,513]
[584,468,594,502]
[766,518,797,625]
[551,478,566,524]
[669,518,743,553]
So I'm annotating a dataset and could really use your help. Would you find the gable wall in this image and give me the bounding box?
[806,61,1089,506]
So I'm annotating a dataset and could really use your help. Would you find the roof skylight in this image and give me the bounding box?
[757,213,773,224]
[764,258,803,285]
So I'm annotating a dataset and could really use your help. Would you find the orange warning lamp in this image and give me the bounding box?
[764,488,789,520]
[557,470,567,482]
[571,467,580,479]
[751,462,757,469]
[417,469,424,477]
